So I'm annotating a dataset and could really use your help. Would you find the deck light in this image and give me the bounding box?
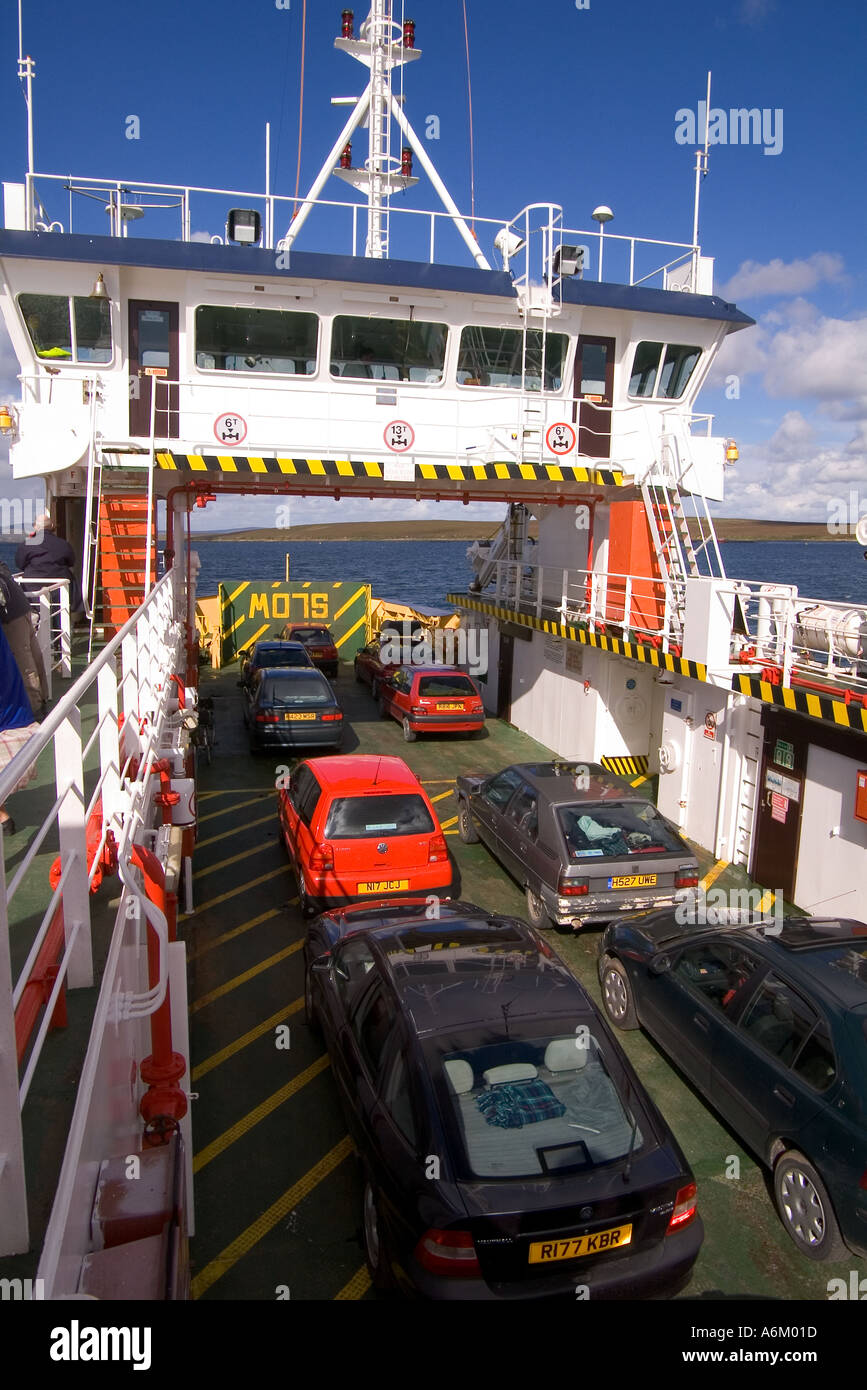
[725,439,739,463]
[340,143,353,170]
[493,227,526,270]
[341,10,354,39]
[227,209,262,245]
[89,273,109,300]
[552,244,584,277]
[401,147,413,177]
[403,19,416,47]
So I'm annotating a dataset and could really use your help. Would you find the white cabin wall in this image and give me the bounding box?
[794,747,867,919]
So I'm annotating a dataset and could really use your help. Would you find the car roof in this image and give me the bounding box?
[254,640,307,652]
[507,762,635,802]
[259,665,329,681]
[363,916,591,1036]
[304,753,423,792]
[401,665,475,677]
[284,622,331,631]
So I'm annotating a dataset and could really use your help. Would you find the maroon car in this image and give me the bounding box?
[353,636,401,698]
[280,623,339,679]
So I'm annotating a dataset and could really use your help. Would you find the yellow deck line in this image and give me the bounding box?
[439,815,458,830]
[334,1267,372,1301]
[198,794,274,825]
[193,1055,330,1172]
[335,613,368,649]
[191,1136,353,1299]
[197,812,274,850]
[192,999,303,1081]
[194,840,274,880]
[700,859,730,892]
[184,864,292,916]
[629,774,650,788]
[420,779,457,784]
[331,585,368,623]
[188,905,295,960]
[190,940,303,1012]
[757,889,775,911]
[429,789,454,804]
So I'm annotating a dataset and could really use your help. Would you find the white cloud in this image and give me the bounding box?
[188,230,217,244]
[738,0,777,23]
[720,253,844,301]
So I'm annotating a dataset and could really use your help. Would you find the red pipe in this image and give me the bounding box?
[14,906,68,1063]
[128,843,187,1147]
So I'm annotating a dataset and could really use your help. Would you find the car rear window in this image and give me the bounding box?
[557,802,684,860]
[257,646,310,666]
[261,674,332,706]
[292,628,332,644]
[324,793,435,839]
[428,1025,645,1180]
[417,674,476,698]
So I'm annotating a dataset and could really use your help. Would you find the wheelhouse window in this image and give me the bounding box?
[458,327,568,390]
[195,305,317,374]
[628,341,701,399]
[19,293,112,364]
[330,315,447,382]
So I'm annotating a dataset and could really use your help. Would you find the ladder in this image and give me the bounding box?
[363,0,395,258]
[97,494,158,637]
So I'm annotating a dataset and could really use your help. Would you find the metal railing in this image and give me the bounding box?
[0,570,185,1257]
[17,577,73,684]
[483,561,867,696]
[22,171,702,289]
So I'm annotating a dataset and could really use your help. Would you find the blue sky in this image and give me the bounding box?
[1,0,864,533]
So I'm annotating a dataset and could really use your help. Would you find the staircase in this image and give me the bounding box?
[97,494,158,634]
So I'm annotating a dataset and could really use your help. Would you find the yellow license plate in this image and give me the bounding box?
[357,879,410,893]
[528,1223,632,1264]
[435,703,464,711]
[609,873,657,889]
[284,712,316,721]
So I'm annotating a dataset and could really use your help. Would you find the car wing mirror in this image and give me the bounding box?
[310,955,332,976]
[649,952,672,975]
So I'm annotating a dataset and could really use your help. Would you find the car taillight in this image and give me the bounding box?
[309,843,334,871]
[321,711,343,721]
[414,1229,480,1278]
[859,1167,867,1192]
[428,833,448,863]
[470,703,484,714]
[667,1182,697,1233]
[411,705,426,715]
[558,876,589,896]
[675,871,699,888]
[255,713,280,723]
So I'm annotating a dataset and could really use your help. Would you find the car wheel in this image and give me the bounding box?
[362,1181,395,1291]
[304,967,321,1037]
[402,717,417,743]
[773,1150,847,1261]
[296,875,314,919]
[601,958,638,1030]
[457,800,479,843]
[524,885,553,930]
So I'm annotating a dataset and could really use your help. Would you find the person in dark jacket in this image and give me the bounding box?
[0,621,40,834]
[15,511,84,614]
[0,560,49,713]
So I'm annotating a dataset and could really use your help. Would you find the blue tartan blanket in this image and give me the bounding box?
[476,1079,567,1129]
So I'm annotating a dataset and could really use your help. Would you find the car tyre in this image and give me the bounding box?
[304,967,322,1038]
[362,1181,395,1291]
[402,717,417,743]
[525,885,553,930]
[457,800,479,843]
[296,875,315,920]
[601,957,638,1030]
[773,1150,847,1261]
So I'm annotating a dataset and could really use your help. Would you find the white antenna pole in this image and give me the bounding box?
[17,3,36,227]
[691,70,711,284]
[366,0,395,258]
[265,121,271,248]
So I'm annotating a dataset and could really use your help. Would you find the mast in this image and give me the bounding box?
[279,5,490,269]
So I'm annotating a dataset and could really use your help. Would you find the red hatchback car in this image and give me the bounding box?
[378,666,485,742]
[280,623,340,679]
[278,754,454,914]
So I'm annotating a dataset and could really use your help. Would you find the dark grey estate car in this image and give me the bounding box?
[455,762,700,932]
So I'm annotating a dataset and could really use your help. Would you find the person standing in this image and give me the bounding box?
[0,620,40,835]
[15,511,84,615]
[0,560,49,714]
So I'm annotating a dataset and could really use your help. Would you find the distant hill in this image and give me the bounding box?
[195,518,852,544]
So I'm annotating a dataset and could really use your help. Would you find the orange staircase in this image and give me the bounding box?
[97,494,158,633]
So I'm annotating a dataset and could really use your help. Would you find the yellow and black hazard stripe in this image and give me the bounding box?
[601,754,650,778]
[732,674,867,733]
[155,452,624,485]
[449,593,707,682]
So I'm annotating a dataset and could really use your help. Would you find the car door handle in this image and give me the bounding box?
[519,843,527,854]
[773,1085,795,1107]
[692,1013,710,1032]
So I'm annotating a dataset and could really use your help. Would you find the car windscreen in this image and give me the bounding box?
[426,1023,646,1180]
[260,675,332,706]
[291,628,332,644]
[324,793,435,839]
[256,647,310,667]
[417,674,476,698]
[557,802,684,861]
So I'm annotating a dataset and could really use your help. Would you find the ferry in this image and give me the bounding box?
[0,2,865,1309]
